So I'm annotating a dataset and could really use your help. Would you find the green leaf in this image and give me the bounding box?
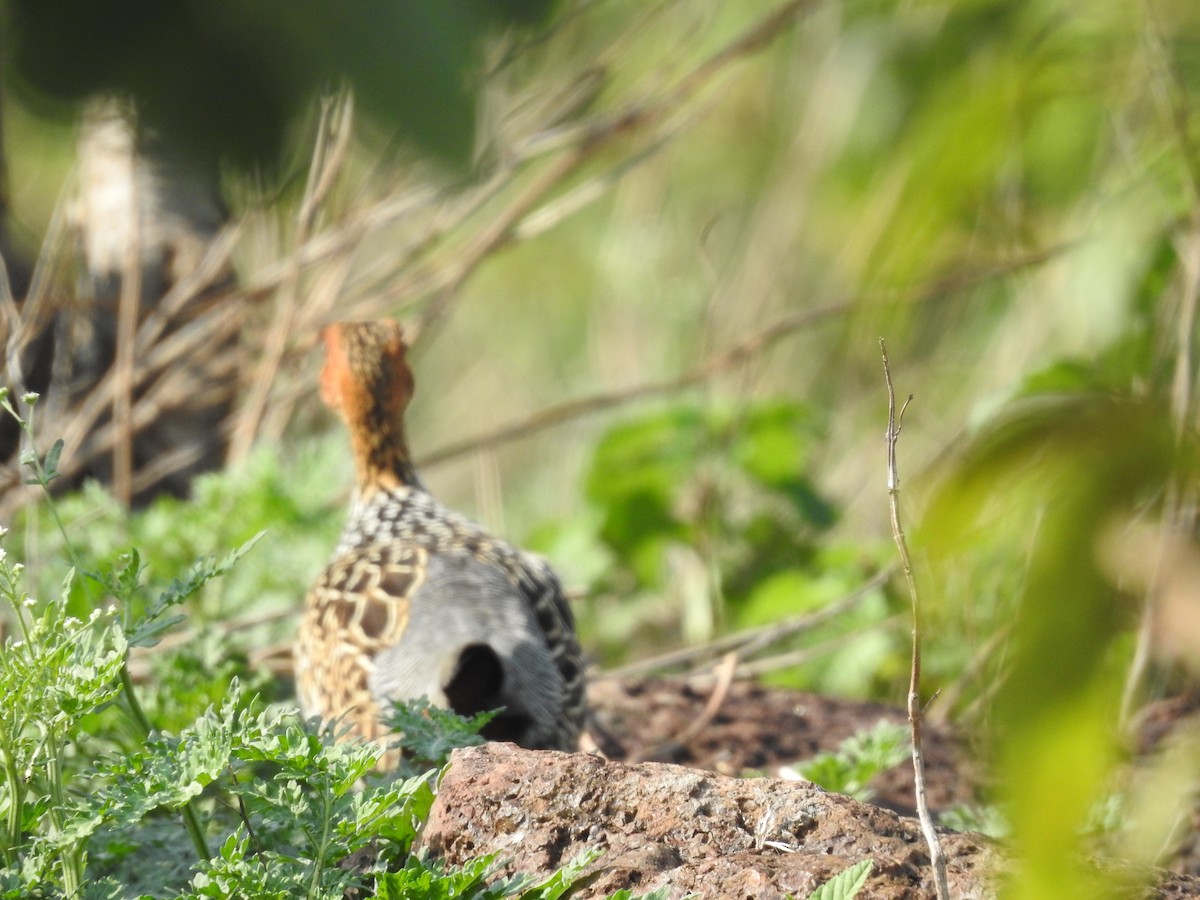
[512,848,602,899]
[384,697,498,771]
[738,569,831,626]
[371,853,499,899]
[806,859,873,900]
[733,402,816,488]
[939,804,1010,839]
[127,532,264,648]
[791,722,910,802]
[43,439,64,482]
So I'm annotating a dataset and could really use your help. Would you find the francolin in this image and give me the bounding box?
[295,320,585,753]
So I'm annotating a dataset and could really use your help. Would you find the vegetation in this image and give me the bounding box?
[0,416,664,897]
[806,860,873,900]
[783,720,911,803]
[4,0,1200,897]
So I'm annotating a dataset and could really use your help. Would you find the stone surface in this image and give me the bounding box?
[416,742,1001,898]
[417,742,1200,898]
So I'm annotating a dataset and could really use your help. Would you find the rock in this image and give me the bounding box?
[416,742,1000,898]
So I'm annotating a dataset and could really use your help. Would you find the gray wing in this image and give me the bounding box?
[513,554,586,746]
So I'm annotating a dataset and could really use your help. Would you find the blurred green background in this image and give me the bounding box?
[5,1,1200,897]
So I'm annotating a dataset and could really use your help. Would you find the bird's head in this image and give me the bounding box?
[320,320,415,424]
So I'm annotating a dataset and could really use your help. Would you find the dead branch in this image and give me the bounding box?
[421,300,851,467]
[598,566,891,680]
[686,616,903,685]
[419,247,1062,470]
[230,92,355,463]
[881,338,950,900]
[406,0,818,345]
[0,0,1063,524]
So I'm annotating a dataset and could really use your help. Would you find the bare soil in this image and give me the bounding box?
[587,676,976,817]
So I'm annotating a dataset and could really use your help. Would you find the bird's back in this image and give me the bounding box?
[296,484,585,751]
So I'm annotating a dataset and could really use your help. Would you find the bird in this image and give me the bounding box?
[295,319,585,754]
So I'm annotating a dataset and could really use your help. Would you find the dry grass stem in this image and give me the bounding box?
[419,248,1059,470]
[230,92,356,463]
[880,337,950,900]
[0,0,1066,535]
[599,567,891,680]
[687,618,904,685]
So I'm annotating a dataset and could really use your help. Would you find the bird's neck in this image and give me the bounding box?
[347,404,422,495]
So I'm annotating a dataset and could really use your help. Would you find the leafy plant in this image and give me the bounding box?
[0,396,667,899]
[12,440,345,629]
[0,516,664,899]
[782,721,910,802]
[939,804,1011,840]
[584,400,835,601]
[531,399,898,693]
[804,859,873,900]
[385,698,500,777]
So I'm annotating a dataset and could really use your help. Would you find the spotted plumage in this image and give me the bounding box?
[295,320,585,752]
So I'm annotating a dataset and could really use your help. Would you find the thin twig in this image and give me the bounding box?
[928,623,1012,727]
[0,0,1063,518]
[421,300,850,466]
[0,244,1067,519]
[598,566,890,680]
[418,247,1061,469]
[225,762,262,855]
[880,337,950,900]
[406,0,817,345]
[700,617,904,682]
[230,92,355,463]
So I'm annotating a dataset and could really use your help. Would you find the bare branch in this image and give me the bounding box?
[627,651,739,763]
[0,0,1066,520]
[421,300,850,467]
[418,247,1062,470]
[598,566,891,680]
[229,91,356,462]
[880,337,950,900]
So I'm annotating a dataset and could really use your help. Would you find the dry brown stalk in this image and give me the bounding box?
[599,567,891,680]
[230,92,356,463]
[0,297,245,515]
[104,0,809,470]
[0,0,1065,524]
[420,301,852,467]
[397,0,820,344]
[693,617,903,684]
[880,337,950,900]
[417,249,1061,469]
